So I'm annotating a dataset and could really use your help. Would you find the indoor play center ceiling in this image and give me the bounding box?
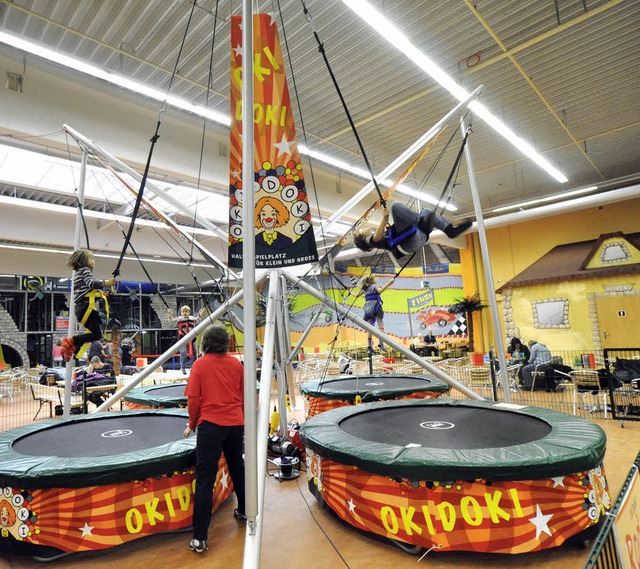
[0,0,638,268]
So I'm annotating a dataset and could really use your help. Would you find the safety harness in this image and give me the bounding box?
[364,287,383,321]
[178,318,198,359]
[76,289,110,359]
[385,225,418,258]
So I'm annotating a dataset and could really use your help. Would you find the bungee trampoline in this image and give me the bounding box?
[300,398,611,554]
[0,409,232,559]
[123,382,188,410]
[301,374,450,418]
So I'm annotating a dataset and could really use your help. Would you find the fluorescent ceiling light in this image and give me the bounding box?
[0,31,457,197]
[301,145,443,204]
[340,0,569,184]
[0,142,229,226]
[0,195,217,237]
[0,243,70,255]
[0,32,401,189]
[0,243,208,268]
[492,186,598,212]
[0,32,230,127]
[395,186,457,211]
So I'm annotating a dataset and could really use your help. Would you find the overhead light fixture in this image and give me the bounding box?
[0,195,217,237]
[340,0,569,184]
[0,142,228,229]
[0,32,231,127]
[0,32,401,187]
[492,186,598,212]
[0,243,209,268]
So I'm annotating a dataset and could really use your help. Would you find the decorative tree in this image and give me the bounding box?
[447,293,486,352]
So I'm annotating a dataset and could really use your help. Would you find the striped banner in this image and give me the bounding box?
[0,457,233,553]
[306,453,611,553]
[228,13,318,269]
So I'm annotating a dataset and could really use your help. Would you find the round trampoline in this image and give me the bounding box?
[301,398,611,554]
[0,409,233,559]
[301,374,450,418]
[123,382,187,409]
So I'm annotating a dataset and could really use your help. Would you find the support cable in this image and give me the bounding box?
[112,1,199,278]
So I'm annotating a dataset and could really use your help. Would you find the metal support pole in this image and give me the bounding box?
[63,150,88,416]
[95,280,267,412]
[244,270,279,568]
[460,119,511,402]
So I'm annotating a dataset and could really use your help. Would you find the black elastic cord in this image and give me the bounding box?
[112,121,162,279]
[300,0,386,208]
[112,1,199,278]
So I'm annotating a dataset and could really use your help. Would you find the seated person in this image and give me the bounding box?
[422,329,439,357]
[507,337,530,363]
[519,340,551,389]
[88,355,114,377]
[73,356,115,406]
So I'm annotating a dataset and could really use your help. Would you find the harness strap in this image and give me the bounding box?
[80,290,110,327]
[386,226,418,248]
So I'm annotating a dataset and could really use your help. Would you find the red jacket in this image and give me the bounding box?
[184,353,244,430]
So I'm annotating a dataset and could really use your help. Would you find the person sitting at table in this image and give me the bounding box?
[519,340,551,389]
[422,329,439,357]
[507,337,530,363]
[88,355,114,377]
[72,356,115,406]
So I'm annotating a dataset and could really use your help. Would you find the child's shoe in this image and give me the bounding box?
[60,338,76,362]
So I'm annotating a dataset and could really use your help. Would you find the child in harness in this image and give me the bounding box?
[353,201,472,259]
[61,249,116,363]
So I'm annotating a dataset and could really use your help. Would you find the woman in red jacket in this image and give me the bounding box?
[183,323,245,554]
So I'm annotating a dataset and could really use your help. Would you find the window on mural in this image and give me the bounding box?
[533,300,568,328]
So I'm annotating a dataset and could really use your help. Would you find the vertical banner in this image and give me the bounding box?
[228,13,318,269]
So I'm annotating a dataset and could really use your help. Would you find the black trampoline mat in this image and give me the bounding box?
[318,377,435,391]
[340,406,551,450]
[143,385,187,398]
[12,415,187,457]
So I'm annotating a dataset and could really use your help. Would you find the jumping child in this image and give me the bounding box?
[360,274,395,352]
[353,201,472,259]
[60,249,116,362]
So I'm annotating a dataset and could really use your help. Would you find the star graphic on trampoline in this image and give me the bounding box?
[529,504,553,540]
[220,471,230,490]
[232,44,242,59]
[551,476,565,488]
[79,522,94,538]
[274,135,293,157]
[231,169,241,179]
[347,499,356,514]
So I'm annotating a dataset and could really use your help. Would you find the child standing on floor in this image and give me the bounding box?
[61,249,116,362]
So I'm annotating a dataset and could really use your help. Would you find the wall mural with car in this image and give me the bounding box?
[288,265,467,351]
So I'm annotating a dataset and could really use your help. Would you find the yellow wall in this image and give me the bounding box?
[470,197,640,352]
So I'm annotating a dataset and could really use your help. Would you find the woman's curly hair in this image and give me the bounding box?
[199,323,229,355]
